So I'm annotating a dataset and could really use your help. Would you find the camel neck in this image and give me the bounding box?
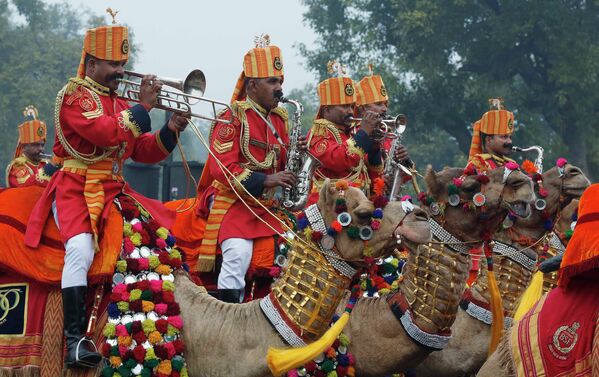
[262,239,351,343]
[398,241,470,334]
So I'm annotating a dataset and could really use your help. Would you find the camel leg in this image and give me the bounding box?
[476,336,514,377]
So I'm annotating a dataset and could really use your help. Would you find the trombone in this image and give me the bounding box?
[118,69,233,124]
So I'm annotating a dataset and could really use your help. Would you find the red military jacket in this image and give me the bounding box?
[197,99,289,242]
[466,153,516,173]
[5,156,50,188]
[307,119,383,198]
[25,76,178,246]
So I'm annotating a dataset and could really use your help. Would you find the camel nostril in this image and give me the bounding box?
[412,208,429,221]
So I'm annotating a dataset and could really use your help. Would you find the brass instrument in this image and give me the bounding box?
[512,145,544,173]
[118,69,233,123]
[512,145,545,210]
[280,96,321,211]
[349,114,405,141]
[382,115,419,200]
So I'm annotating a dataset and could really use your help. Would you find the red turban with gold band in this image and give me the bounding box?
[14,105,46,159]
[316,61,356,119]
[558,183,599,288]
[230,34,284,104]
[468,99,515,160]
[76,10,129,78]
[356,65,389,106]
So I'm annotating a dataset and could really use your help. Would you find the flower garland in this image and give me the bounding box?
[101,196,189,377]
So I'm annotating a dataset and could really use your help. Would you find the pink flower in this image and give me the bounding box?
[123,238,135,254]
[132,222,143,232]
[505,161,519,170]
[371,219,381,230]
[138,258,150,271]
[452,177,463,187]
[113,283,127,294]
[167,315,183,329]
[401,195,412,202]
[150,279,163,293]
[164,342,177,358]
[156,238,167,249]
[155,303,168,316]
[269,266,281,277]
[287,370,299,377]
[556,157,568,168]
[116,324,129,337]
[538,187,548,198]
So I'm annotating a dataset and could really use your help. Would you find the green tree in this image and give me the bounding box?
[0,0,136,173]
[300,0,599,177]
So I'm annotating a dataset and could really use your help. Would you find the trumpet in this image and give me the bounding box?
[118,69,233,123]
[349,114,407,141]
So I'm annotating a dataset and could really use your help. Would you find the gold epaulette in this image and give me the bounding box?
[309,119,342,142]
[63,77,87,96]
[271,106,289,132]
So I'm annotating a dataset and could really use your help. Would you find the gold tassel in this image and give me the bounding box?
[513,271,544,321]
[487,269,504,356]
[267,311,350,377]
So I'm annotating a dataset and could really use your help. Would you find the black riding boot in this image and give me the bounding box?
[218,288,243,303]
[62,286,102,368]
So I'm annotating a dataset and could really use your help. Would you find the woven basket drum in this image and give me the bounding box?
[270,240,351,342]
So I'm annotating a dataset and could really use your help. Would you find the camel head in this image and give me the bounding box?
[506,163,588,234]
[315,179,430,263]
[424,165,534,241]
[555,198,579,238]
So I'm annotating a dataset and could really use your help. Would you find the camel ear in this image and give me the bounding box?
[424,165,439,194]
[319,178,335,205]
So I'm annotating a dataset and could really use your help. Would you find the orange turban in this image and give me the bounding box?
[76,15,129,78]
[356,70,388,106]
[316,61,356,119]
[468,99,515,160]
[230,34,284,104]
[14,106,46,158]
[558,184,599,288]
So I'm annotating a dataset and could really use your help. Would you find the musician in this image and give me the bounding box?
[5,106,58,188]
[355,69,412,195]
[307,61,382,199]
[24,17,188,369]
[197,35,303,303]
[466,99,516,173]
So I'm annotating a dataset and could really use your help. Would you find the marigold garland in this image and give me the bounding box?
[101,196,189,377]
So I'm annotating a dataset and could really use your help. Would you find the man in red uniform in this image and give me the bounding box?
[307,61,382,198]
[466,98,516,173]
[196,35,301,303]
[24,19,188,369]
[355,67,412,197]
[5,106,57,187]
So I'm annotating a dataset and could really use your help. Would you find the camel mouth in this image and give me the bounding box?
[562,185,588,198]
[393,219,432,245]
[508,201,531,218]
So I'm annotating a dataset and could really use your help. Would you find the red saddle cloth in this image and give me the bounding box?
[511,271,599,377]
[0,186,122,285]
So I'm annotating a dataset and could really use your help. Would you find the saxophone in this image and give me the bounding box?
[280,97,320,211]
[511,145,544,173]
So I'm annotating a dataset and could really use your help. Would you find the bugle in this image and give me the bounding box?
[118,69,232,123]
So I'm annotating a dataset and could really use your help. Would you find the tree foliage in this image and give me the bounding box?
[300,0,599,176]
[0,0,135,171]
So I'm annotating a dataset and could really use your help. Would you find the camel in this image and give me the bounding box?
[300,165,535,377]
[413,164,589,377]
[174,179,432,377]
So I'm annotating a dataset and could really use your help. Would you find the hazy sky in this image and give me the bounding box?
[47,0,318,102]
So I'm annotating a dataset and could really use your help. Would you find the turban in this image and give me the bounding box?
[356,68,388,106]
[316,61,356,119]
[76,15,129,78]
[468,99,514,160]
[14,106,46,158]
[558,183,599,288]
[230,34,284,104]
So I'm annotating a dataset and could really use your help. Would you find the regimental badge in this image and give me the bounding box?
[273,56,283,71]
[121,39,129,54]
[36,126,44,137]
[508,118,514,131]
[79,95,95,112]
[344,83,355,97]
[217,124,235,142]
[380,85,387,97]
[549,322,580,360]
[313,139,328,156]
